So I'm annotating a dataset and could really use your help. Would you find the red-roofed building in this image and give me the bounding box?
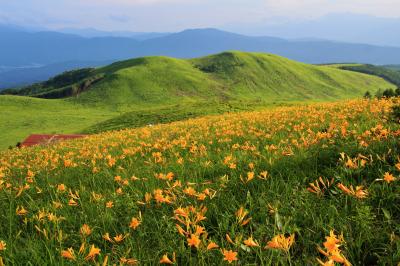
[20,134,86,147]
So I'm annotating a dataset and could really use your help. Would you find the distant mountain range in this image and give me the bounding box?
[1,25,400,89]
[0,60,113,88]
[226,13,400,47]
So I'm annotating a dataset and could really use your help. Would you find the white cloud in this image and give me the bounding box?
[0,0,399,31]
[264,0,400,18]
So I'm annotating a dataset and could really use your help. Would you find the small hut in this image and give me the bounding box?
[20,134,86,147]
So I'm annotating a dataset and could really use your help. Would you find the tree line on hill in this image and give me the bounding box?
[364,87,400,99]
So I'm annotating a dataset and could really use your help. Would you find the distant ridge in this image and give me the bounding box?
[1,27,400,68]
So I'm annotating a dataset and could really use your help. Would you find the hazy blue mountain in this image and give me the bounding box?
[138,29,400,64]
[58,28,169,40]
[0,60,113,89]
[228,13,400,47]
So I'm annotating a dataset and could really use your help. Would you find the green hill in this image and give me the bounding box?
[3,51,395,105]
[383,65,400,71]
[327,63,400,87]
[0,51,396,149]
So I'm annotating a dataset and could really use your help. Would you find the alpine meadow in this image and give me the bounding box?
[1,1,400,266]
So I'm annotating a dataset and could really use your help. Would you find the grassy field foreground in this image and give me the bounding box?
[0,99,399,265]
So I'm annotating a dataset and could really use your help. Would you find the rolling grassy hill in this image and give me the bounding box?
[327,63,400,87]
[0,51,396,149]
[383,65,400,71]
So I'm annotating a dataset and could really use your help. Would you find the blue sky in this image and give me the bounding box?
[0,0,399,32]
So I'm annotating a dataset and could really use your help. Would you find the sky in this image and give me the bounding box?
[0,0,399,32]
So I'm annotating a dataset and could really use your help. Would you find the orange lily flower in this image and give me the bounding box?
[61,247,75,260]
[244,236,259,247]
[265,234,295,252]
[207,241,219,250]
[85,245,100,261]
[222,249,238,264]
[187,234,201,248]
[159,253,174,264]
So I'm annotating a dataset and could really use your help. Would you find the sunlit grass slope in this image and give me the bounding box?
[0,51,396,148]
[76,51,395,106]
[0,99,399,265]
[0,95,117,148]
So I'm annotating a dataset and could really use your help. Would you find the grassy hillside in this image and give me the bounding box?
[0,95,117,148]
[383,65,400,71]
[0,99,399,265]
[191,52,392,101]
[327,63,400,87]
[3,51,395,104]
[0,51,396,149]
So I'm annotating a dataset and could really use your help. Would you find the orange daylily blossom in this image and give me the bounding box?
[183,187,197,196]
[383,172,396,183]
[116,188,123,195]
[114,175,122,182]
[247,172,255,182]
[307,177,335,196]
[103,233,128,243]
[194,225,206,236]
[174,207,188,218]
[207,241,219,250]
[57,184,66,192]
[106,201,114,208]
[244,236,259,247]
[175,224,187,236]
[120,257,138,265]
[129,217,141,230]
[68,199,78,206]
[0,241,6,251]
[337,183,368,199]
[265,234,295,252]
[80,224,92,237]
[235,207,251,226]
[131,175,140,181]
[395,162,400,171]
[16,206,28,216]
[317,230,351,266]
[103,233,113,242]
[145,192,152,202]
[187,234,201,248]
[79,242,86,254]
[61,248,75,260]
[222,249,238,264]
[226,234,235,244]
[113,234,128,243]
[85,245,101,261]
[323,230,342,252]
[197,193,207,201]
[159,253,174,264]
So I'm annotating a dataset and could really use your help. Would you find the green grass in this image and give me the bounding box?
[0,51,396,149]
[0,95,117,149]
[327,63,400,87]
[383,65,400,71]
[66,52,396,105]
[0,99,399,265]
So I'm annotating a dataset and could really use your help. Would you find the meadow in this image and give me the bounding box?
[0,98,399,265]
